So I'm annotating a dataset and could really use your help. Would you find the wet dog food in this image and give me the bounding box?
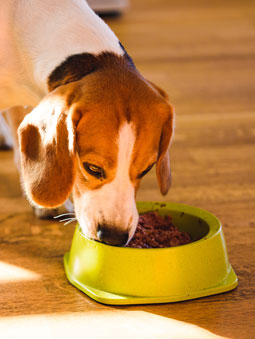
[126,211,191,248]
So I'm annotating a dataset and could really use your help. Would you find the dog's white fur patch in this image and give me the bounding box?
[0,0,124,110]
[14,0,123,92]
[76,122,139,243]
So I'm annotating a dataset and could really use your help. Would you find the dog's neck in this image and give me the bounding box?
[14,0,123,94]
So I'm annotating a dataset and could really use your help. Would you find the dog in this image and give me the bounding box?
[0,0,174,246]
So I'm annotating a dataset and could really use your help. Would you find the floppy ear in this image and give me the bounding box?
[148,81,169,101]
[156,104,175,196]
[18,90,80,208]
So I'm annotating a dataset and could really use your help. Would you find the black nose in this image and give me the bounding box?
[97,224,129,246]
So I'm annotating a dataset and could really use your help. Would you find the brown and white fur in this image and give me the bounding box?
[0,0,174,246]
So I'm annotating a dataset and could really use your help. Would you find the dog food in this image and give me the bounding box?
[126,211,191,248]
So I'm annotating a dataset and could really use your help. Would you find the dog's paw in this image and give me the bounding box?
[33,206,59,219]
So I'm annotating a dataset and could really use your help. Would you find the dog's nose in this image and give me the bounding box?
[97,224,129,246]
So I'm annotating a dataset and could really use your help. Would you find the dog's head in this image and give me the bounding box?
[18,55,174,246]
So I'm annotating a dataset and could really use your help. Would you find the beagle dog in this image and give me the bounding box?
[0,0,174,246]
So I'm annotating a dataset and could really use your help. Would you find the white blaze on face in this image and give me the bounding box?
[77,122,139,242]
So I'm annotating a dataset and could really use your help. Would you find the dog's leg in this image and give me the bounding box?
[32,206,59,219]
[64,198,74,213]
[32,198,74,219]
[0,110,13,150]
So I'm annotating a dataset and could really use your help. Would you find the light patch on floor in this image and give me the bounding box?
[0,261,40,283]
[0,311,225,339]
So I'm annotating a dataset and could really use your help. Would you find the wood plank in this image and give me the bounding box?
[0,0,254,338]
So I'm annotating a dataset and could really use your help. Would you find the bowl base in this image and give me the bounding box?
[64,252,238,305]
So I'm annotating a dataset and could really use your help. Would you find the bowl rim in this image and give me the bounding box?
[76,201,222,251]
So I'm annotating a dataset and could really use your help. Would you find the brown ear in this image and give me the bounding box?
[18,90,79,208]
[148,81,169,101]
[156,104,175,196]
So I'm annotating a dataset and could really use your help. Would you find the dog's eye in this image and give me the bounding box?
[83,162,105,179]
[137,163,155,179]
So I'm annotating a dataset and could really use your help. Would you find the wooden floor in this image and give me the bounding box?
[0,1,255,338]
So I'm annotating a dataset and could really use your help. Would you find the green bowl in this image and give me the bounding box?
[64,201,238,305]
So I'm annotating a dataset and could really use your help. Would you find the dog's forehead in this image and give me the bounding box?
[77,109,162,151]
[75,83,167,164]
